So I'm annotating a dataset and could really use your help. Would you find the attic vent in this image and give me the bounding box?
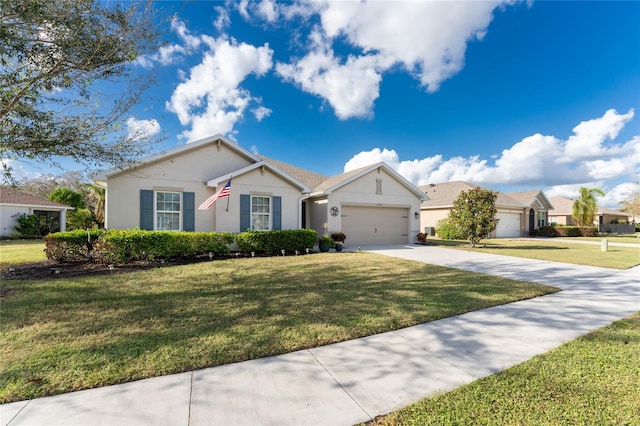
[376,178,383,194]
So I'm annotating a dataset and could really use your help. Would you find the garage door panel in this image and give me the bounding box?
[342,206,409,245]
[496,212,521,238]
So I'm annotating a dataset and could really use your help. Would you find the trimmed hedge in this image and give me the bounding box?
[236,229,318,255]
[45,230,234,264]
[45,229,106,262]
[537,226,598,237]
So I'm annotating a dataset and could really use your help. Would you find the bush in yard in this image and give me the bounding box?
[537,226,597,237]
[15,213,41,237]
[236,229,318,255]
[436,218,465,240]
[46,229,234,264]
[45,229,105,262]
[94,230,235,264]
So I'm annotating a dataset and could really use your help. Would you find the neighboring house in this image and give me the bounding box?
[418,181,553,238]
[548,196,632,230]
[0,187,72,237]
[93,134,426,246]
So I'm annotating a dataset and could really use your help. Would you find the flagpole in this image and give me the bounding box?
[226,176,232,212]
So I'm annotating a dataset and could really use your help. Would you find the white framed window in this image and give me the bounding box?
[156,191,181,231]
[538,211,546,228]
[251,195,271,231]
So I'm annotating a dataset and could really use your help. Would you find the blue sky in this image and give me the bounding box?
[12,0,640,207]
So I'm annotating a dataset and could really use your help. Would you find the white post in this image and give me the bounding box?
[601,238,608,252]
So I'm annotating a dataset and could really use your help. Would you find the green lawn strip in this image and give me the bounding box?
[427,238,640,269]
[0,240,46,266]
[369,312,640,426]
[0,253,556,403]
[568,235,640,244]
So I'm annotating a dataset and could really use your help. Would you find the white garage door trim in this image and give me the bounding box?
[496,211,522,238]
[341,205,410,246]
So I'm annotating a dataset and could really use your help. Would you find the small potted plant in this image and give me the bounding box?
[331,232,346,252]
[318,223,333,252]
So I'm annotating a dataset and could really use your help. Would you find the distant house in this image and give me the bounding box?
[419,181,553,238]
[0,187,72,237]
[93,134,426,246]
[548,196,631,230]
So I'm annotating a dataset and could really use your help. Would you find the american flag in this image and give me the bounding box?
[198,179,231,210]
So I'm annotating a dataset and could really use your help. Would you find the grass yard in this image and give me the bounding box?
[428,238,640,269]
[0,240,46,266]
[368,312,640,426]
[0,253,556,403]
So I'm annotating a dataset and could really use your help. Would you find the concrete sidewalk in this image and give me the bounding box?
[2,246,639,426]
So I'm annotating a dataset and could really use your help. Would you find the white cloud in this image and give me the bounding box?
[277,32,383,119]
[126,117,161,141]
[166,36,273,141]
[252,106,272,121]
[274,0,513,118]
[563,108,635,161]
[343,109,640,206]
[214,6,231,32]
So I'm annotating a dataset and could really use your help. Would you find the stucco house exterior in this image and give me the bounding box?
[418,181,553,238]
[548,196,632,230]
[93,134,426,246]
[0,187,72,237]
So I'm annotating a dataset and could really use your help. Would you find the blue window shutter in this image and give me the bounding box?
[140,190,154,230]
[240,194,250,231]
[273,196,282,230]
[183,192,195,232]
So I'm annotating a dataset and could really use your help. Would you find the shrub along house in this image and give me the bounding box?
[93,134,426,246]
[418,181,553,238]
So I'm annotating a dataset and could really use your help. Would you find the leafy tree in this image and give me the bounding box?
[1,0,165,180]
[449,187,499,247]
[67,208,94,230]
[49,188,85,209]
[572,187,605,226]
[619,185,640,220]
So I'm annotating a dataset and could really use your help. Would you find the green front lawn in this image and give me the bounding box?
[428,238,640,269]
[369,312,640,426]
[0,240,46,266]
[0,253,556,403]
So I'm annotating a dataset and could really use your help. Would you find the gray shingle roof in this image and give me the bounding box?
[0,187,71,208]
[549,196,627,216]
[256,155,329,189]
[419,181,523,208]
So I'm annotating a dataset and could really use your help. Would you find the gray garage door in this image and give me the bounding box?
[341,206,409,246]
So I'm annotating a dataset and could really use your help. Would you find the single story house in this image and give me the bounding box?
[0,187,72,237]
[419,181,553,238]
[548,196,632,230]
[93,134,426,246]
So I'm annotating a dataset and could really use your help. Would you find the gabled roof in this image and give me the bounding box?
[548,196,628,216]
[93,134,260,183]
[0,187,72,209]
[206,161,313,193]
[507,190,554,210]
[419,181,523,208]
[256,155,328,189]
[311,162,428,199]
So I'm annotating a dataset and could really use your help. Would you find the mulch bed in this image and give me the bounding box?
[0,255,232,282]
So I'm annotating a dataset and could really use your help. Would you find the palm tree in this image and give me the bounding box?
[572,187,605,226]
